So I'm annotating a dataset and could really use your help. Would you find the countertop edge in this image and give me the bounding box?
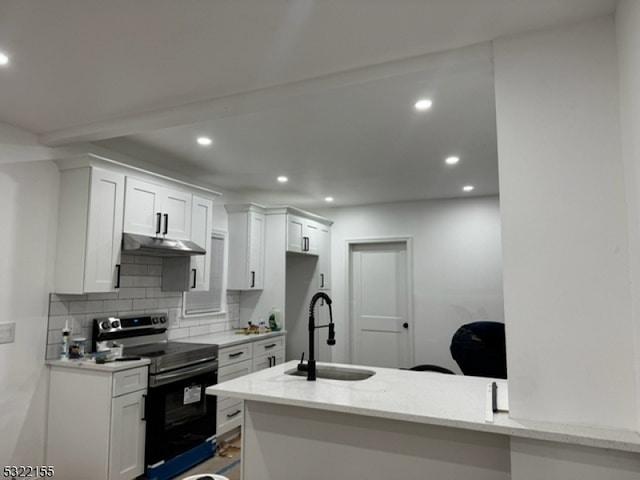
[46,358,151,372]
[206,361,640,454]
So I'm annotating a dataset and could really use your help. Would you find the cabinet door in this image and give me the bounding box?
[162,188,192,240]
[248,211,265,289]
[252,349,286,372]
[317,225,331,290]
[190,196,213,291]
[124,177,163,236]
[304,220,320,255]
[287,215,305,253]
[109,390,145,480]
[84,168,125,292]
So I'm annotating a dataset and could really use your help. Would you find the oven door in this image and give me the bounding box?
[144,360,217,466]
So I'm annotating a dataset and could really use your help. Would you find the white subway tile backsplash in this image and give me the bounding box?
[134,276,161,288]
[117,287,147,299]
[46,263,241,360]
[120,264,147,276]
[49,302,69,316]
[134,255,162,265]
[84,301,105,314]
[132,298,159,310]
[189,325,210,337]
[86,292,119,301]
[103,299,134,312]
[158,297,181,309]
[147,265,162,276]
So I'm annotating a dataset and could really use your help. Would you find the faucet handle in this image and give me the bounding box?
[297,352,308,372]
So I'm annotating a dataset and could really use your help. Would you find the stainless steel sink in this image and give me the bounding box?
[285,365,376,381]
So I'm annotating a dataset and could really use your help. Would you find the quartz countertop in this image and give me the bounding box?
[180,329,286,348]
[206,360,640,454]
[47,358,150,372]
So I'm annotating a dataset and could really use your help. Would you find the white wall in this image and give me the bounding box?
[322,196,503,372]
[494,16,637,430]
[0,160,59,466]
[615,0,640,432]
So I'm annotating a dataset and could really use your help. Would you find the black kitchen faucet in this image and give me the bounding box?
[297,292,335,380]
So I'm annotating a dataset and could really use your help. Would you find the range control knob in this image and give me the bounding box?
[111,320,121,329]
[152,317,159,324]
[159,316,167,324]
[100,321,111,330]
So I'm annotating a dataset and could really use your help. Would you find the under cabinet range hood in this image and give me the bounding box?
[122,233,206,257]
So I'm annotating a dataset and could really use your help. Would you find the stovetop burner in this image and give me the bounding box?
[125,341,218,374]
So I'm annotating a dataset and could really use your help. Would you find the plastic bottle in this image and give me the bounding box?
[258,320,266,334]
[60,320,70,361]
[268,306,281,332]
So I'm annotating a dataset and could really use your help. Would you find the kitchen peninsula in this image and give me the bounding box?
[207,361,640,480]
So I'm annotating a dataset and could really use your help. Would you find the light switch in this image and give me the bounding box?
[0,322,16,344]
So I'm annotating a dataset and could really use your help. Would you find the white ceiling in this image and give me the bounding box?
[0,0,617,208]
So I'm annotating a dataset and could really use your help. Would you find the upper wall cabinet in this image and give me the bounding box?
[317,223,331,290]
[226,204,266,290]
[162,195,213,292]
[287,214,330,256]
[55,167,125,294]
[53,154,221,294]
[124,177,192,241]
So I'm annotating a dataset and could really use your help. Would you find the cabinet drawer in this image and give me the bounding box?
[253,335,285,356]
[218,358,252,384]
[218,343,253,367]
[217,399,243,435]
[112,366,148,397]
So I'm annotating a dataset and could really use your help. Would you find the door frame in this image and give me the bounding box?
[346,236,414,366]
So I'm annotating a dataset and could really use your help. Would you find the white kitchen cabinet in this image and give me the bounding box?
[226,204,266,290]
[253,335,286,371]
[46,364,148,480]
[124,177,192,240]
[189,195,213,291]
[54,167,124,294]
[317,224,331,290]
[287,214,321,255]
[215,334,286,436]
[163,194,213,292]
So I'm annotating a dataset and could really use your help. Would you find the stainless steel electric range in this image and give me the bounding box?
[92,314,219,480]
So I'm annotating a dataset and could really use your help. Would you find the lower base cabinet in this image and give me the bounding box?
[46,365,148,480]
[216,334,285,437]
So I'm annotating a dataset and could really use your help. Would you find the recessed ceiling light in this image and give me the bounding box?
[445,156,460,165]
[463,185,474,192]
[197,136,212,146]
[325,197,334,203]
[414,99,433,111]
[277,176,288,183]
[0,52,9,66]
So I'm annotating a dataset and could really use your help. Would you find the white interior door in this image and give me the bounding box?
[351,241,412,368]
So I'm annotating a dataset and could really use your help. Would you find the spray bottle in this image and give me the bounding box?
[60,320,70,361]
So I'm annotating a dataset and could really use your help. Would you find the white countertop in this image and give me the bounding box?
[47,357,150,372]
[180,330,286,348]
[206,360,640,453]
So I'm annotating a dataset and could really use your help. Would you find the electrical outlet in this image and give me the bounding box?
[0,322,16,344]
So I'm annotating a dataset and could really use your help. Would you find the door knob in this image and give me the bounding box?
[403,322,409,329]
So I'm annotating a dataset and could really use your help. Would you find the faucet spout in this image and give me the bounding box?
[305,292,335,381]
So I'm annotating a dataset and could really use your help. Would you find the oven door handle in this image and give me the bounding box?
[150,362,218,387]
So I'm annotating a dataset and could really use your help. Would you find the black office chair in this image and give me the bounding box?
[450,321,507,379]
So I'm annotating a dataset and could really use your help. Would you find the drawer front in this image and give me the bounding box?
[253,335,285,357]
[218,343,253,367]
[112,366,148,397]
[252,349,286,372]
[217,399,243,436]
[218,358,252,384]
